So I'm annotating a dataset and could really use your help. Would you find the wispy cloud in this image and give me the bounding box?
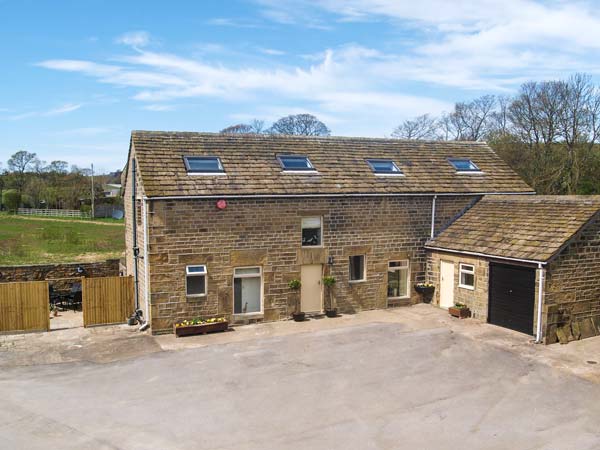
[45,103,82,116]
[6,103,82,121]
[115,30,151,48]
[206,18,261,28]
[257,47,286,56]
[142,104,176,111]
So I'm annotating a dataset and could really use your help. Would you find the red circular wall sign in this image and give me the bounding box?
[216,199,227,210]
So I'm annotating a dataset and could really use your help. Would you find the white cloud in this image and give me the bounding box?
[258,47,286,56]
[45,103,82,116]
[142,104,176,111]
[6,103,82,121]
[115,30,151,48]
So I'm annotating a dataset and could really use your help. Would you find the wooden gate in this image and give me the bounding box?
[0,281,50,333]
[82,276,134,327]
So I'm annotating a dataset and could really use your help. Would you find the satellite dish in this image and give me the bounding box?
[112,210,124,220]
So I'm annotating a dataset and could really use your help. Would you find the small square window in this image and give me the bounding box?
[183,156,224,173]
[349,255,366,282]
[186,265,207,296]
[301,217,322,247]
[366,159,402,175]
[459,263,475,289]
[448,158,480,172]
[277,155,315,171]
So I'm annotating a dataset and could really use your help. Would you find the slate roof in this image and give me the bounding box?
[426,196,600,263]
[128,131,534,198]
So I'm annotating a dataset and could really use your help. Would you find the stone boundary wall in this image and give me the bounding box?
[0,259,121,293]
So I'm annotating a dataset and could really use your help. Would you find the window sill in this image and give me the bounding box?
[374,173,405,177]
[281,170,320,175]
[301,245,324,249]
[186,294,207,299]
[387,296,410,300]
[233,312,264,319]
[349,279,366,284]
[458,284,475,291]
[187,172,227,176]
[456,171,484,175]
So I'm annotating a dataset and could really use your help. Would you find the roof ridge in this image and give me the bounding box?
[130,130,488,146]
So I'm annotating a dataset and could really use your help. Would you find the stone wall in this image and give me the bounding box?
[144,195,478,334]
[426,251,490,320]
[544,213,600,344]
[0,259,120,292]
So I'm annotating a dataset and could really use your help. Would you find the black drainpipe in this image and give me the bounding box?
[131,158,140,311]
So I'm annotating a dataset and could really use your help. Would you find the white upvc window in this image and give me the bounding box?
[186,265,207,296]
[387,260,410,299]
[349,255,366,282]
[459,263,475,290]
[233,267,263,315]
[301,217,322,247]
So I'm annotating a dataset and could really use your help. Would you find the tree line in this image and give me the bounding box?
[0,151,121,212]
[391,74,600,195]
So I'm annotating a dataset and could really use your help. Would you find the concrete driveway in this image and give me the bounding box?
[1,308,600,449]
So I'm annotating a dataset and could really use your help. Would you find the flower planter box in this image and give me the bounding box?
[174,320,229,338]
[415,285,435,295]
[448,307,471,319]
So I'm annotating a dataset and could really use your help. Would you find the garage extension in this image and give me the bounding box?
[425,195,600,344]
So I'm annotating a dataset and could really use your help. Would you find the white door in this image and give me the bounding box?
[440,261,455,309]
[301,264,323,313]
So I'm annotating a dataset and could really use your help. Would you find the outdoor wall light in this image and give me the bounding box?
[327,255,334,265]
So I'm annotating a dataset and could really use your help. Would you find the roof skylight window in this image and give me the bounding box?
[448,158,480,172]
[366,159,403,175]
[183,156,225,174]
[277,155,315,171]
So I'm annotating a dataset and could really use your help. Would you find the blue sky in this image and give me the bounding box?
[2,0,600,172]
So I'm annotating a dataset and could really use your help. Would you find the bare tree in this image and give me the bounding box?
[452,95,497,140]
[220,119,266,134]
[7,150,38,194]
[269,114,330,136]
[391,114,438,140]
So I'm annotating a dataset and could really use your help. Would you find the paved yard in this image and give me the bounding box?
[1,306,600,449]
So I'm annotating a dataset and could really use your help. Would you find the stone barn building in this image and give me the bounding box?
[122,131,535,334]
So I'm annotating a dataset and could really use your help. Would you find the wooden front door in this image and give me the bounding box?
[301,264,323,313]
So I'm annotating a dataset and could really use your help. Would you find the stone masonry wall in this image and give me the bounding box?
[145,195,478,333]
[0,259,120,293]
[426,251,489,320]
[544,213,600,343]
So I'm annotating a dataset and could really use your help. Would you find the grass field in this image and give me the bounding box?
[0,213,125,265]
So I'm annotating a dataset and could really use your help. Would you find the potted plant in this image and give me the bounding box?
[448,303,471,319]
[289,279,305,322]
[415,282,435,303]
[174,317,228,337]
[323,275,338,317]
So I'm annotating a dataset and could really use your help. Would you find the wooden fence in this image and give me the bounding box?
[17,208,90,218]
[0,281,49,333]
[82,276,134,327]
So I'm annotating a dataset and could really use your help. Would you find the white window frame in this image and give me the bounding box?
[233,266,264,316]
[458,263,475,290]
[301,216,323,248]
[186,265,207,297]
[387,260,410,299]
[349,255,367,283]
[277,155,318,174]
[183,156,226,176]
[448,158,483,174]
[366,159,404,177]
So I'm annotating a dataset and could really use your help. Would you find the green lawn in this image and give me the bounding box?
[0,213,125,265]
